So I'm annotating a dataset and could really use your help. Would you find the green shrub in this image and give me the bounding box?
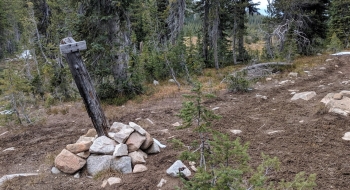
[227,70,251,93]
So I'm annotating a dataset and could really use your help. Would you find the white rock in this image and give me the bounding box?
[212,107,220,110]
[157,178,167,188]
[266,130,284,135]
[342,132,350,140]
[0,131,8,137]
[291,91,316,101]
[107,177,122,185]
[89,136,117,155]
[230,130,242,134]
[190,165,197,172]
[153,80,159,85]
[0,173,38,186]
[169,79,175,83]
[101,180,108,188]
[255,94,267,100]
[279,80,291,85]
[3,147,15,152]
[113,143,128,157]
[51,167,61,174]
[172,122,181,127]
[145,142,161,154]
[189,161,196,166]
[153,138,166,148]
[331,52,350,55]
[166,160,191,177]
[288,72,298,77]
[133,164,148,173]
[129,122,147,135]
[326,59,333,62]
[329,108,349,116]
[146,118,154,125]
[319,67,326,70]
[266,77,272,81]
[74,172,80,179]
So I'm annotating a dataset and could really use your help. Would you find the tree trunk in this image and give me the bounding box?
[202,0,210,65]
[212,1,220,70]
[60,37,109,137]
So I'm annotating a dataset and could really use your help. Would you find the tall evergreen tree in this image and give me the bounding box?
[329,0,350,48]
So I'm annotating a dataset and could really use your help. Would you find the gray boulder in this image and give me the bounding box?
[129,122,147,135]
[86,155,113,176]
[166,160,191,177]
[113,143,128,157]
[89,136,117,155]
[110,122,135,143]
[111,156,132,174]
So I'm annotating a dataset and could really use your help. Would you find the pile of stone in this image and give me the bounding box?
[54,122,163,176]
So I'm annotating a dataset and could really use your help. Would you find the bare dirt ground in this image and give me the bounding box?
[1,55,350,190]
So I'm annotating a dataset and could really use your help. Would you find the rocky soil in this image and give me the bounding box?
[1,55,350,189]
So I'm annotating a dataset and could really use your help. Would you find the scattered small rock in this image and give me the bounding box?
[342,132,350,141]
[212,107,220,110]
[266,77,272,81]
[326,59,333,62]
[256,94,267,100]
[51,167,61,174]
[146,118,154,125]
[288,72,298,77]
[157,178,167,188]
[190,165,197,172]
[153,80,159,86]
[189,161,196,166]
[166,160,191,177]
[107,177,122,185]
[153,138,166,148]
[230,130,242,134]
[333,93,343,100]
[101,180,108,188]
[3,147,15,152]
[169,79,175,83]
[74,172,80,179]
[0,173,39,186]
[133,164,148,173]
[319,67,326,70]
[172,122,181,127]
[291,91,316,101]
[266,130,284,135]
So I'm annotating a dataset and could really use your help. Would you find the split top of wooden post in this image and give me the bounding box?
[60,37,87,54]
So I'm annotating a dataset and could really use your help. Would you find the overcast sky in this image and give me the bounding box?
[253,0,268,14]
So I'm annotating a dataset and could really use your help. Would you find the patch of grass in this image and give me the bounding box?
[316,103,328,115]
[93,169,123,180]
[168,138,185,150]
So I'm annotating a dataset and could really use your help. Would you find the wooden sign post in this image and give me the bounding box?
[60,37,108,137]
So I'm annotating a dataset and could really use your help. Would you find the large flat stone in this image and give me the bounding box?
[66,141,92,154]
[55,149,86,174]
[291,91,316,101]
[111,156,132,174]
[110,122,135,144]
[129,122,146,135]
[89,136,117,155]
[86,155,113,176]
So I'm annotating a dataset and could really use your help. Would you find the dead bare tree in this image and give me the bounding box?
[167,0,186,44]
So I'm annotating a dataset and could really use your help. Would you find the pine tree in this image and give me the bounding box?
[329,0,350,48]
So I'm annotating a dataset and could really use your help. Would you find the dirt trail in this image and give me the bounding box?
[1,55,350,189]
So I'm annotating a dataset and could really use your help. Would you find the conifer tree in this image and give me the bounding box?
[329,0,350,48]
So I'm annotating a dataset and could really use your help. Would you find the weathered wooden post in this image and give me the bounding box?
[60,37,108,137]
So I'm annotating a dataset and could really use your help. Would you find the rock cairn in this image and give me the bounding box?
[54,122,163,176]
